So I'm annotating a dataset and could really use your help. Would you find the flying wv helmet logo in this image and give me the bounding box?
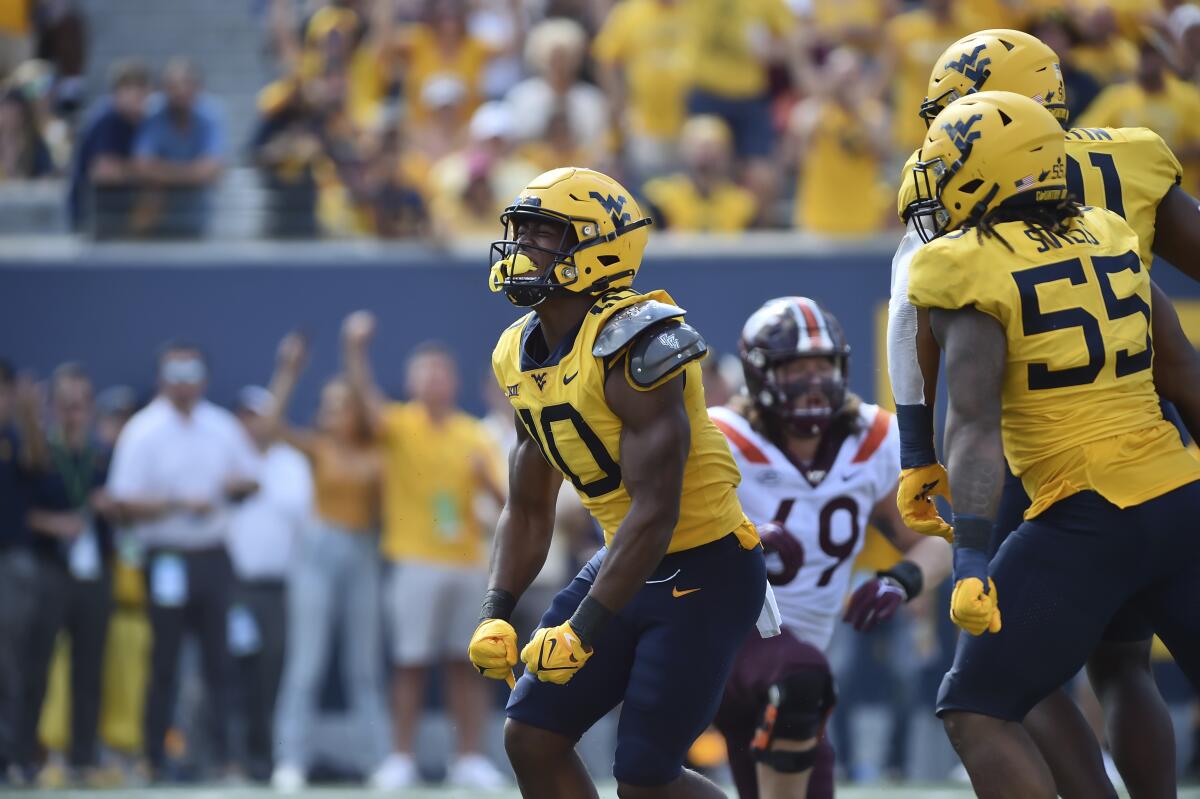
[589,191,633,227]
[943,43,991,86]
[942,113,984,161]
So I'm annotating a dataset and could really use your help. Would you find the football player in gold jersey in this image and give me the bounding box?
[466,167,767,799]
[890,28,1200,798]
[907,90,1200,799]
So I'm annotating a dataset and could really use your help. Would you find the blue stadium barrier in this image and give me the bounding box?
[6,249,1199,420]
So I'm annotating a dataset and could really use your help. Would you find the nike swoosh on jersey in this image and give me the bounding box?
[841,471,859,482]
[671,587,702,597]
[563,371,579,385]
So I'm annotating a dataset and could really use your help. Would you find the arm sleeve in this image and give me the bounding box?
[887,225,927,407]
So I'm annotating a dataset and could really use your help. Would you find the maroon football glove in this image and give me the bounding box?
[758,521,804,586]
[843,576,906,632]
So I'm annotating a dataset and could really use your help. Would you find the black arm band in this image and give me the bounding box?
[568,594,613,650]
[952,514,993,553]
[879,559,924,601]
[480,588,517,622]
[896,404,938,469]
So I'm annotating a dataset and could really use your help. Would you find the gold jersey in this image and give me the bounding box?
[898,127,1183,267]
[908,206,1200,519]
[492,288,754,553]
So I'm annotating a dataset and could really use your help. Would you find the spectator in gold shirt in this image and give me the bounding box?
[883,0,964,153]
[1080,38,1200,195]
[642,115,758,234]
[592,0,691,179]
[342,312,508,791]
[790,47,891,236]
[262,331,392,793]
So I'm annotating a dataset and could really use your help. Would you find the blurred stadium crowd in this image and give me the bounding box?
[1,0,1200,238]
[3,0,1200,793]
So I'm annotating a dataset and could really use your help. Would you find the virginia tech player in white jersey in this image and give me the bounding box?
[709,401,896,651]
[710,297,949,799]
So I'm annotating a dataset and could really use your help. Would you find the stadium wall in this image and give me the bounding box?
[7,249,1200,419]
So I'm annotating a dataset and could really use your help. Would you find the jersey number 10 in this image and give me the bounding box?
[518,404,623,498]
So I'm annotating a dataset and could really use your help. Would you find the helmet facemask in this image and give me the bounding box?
[488,206,582,307]
[749,354,848,439]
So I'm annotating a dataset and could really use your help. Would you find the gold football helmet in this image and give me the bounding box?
[920,29,1068,127]
[489,167,652,307]
[911,91,1068,241]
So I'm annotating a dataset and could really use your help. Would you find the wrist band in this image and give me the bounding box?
[896,404,938,469]
[568,594,613,650]
[952,514,993,553]
[480,588,516,622]
[880,559,923,601]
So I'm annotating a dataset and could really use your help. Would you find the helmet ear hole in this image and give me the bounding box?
[597,255,620,267]
[959,178,984,194]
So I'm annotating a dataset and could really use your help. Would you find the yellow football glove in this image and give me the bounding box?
[897,464,954,542]
[950,577,1002,636]
[468,619,518,689]
[520,621,593,685]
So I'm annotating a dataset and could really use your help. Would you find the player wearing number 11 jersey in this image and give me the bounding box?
[467,167,766,799]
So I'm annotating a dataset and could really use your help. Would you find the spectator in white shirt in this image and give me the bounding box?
[106,342,259,781]
[505,18,608,152]
[228,386,312,783]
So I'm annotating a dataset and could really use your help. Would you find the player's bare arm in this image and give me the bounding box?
[470,416,564,687]
[931,306,1005,527]
[843,488,953,633]
[1150,281,1200,443]
[1152,185,1200,283]
[341,309,388,434]
[930,305,1006,636]
[584,368,690,625]
[489,416,564,602]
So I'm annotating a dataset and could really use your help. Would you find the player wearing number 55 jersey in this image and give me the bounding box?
[467,167,766,799]
[891,28,1200,799]
[908,90,1200,799]
[709,297,949,799]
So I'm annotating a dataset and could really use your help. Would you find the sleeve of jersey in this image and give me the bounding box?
[896,149,922,223]
[906,241,981,311]
[1126,127,1184,196]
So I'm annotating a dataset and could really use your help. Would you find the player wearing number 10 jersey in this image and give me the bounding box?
[907,90,1200,799]
[467,167,766,799]
[709,297,949,799]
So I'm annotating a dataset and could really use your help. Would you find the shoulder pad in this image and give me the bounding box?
[627,319,707,389]
[592,299,686,358]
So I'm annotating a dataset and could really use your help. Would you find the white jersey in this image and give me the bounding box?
[709,403,900,651]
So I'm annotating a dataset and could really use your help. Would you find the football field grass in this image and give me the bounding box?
[8,785,1200,799]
